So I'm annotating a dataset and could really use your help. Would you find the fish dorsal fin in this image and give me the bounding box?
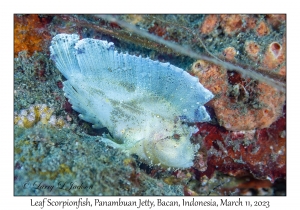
[50,34,214,123]
[50,34,80,79]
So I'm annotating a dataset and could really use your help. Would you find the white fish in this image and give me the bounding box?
[50,34,214,168]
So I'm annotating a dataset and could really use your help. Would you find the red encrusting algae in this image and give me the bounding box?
[193,107,286,182]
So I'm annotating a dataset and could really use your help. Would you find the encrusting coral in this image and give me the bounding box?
[263,41,285,71]
[14,104,67,128]
[244,41,260,61]
[191,60,285,131]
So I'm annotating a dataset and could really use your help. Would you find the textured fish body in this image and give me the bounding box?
[50,34,214,168]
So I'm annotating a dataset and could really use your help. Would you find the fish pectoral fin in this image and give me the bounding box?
[99,136,124,149]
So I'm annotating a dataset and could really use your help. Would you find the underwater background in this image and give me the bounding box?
[14,14,286,195]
